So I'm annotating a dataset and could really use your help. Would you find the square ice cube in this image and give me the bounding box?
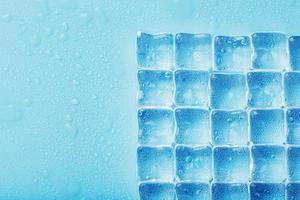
[250,183,285,200]
[175,33,212,70]
[137,32,173,69]
[212,183,249,200]
[175,70,209,106]
[287,109,300,144]
[138,70,174,107]
[211,73,246,109]
[250,109,285,144]
[214,36,251,71]
[139,182,176,200]
[287,147,300,181]
[252,32,288,70]
[289,36,300,71]
[247,72,283,108]
[211,110,248,145]
[287,183,300,200]
[251,145,285,182]
[213,147,250,182]
[175,108,210,145]
[176,145,212,182]
[284,72,300,107]
[138,108,174,146]
[176,182,210,200]
[137,146,174,182]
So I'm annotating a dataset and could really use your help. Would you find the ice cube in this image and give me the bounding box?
[214,36,251,71]
[175,70,209,107]
[138,108,174,146]
[137,32,173,69]
[251,145,285,182]
[287,108,300,144]
[289,36,300,71]
[176,182,210,200]
[211,110,248,145]
[176,145,212,182]
[137,146,174,182]
[252,32,288,70]
[284,72,300,107]
[250,183,285,200]
[175,33,212,70]
[139,182,176,200]
[213,147,250,182]
[287,147,300,181]
[287,183,300,200]
[247,72,283,108]
[175,108,210,145]
[250,109,285,144]
[212,183,249,200]
[138,70,174,107]
[210,73,246,109]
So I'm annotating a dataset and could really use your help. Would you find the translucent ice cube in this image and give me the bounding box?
[137,32,173,69]
[287,147,300,181]
[289,36,300,71]
[250,109,285,144]
[139,182,176,200]
[138,108,174,146]
[287,183,300,200]
[210,73,246,109]
[175,108,210,145]
[137,146,174,182]
[213,147,250,182]
[138,70,174,106]
[175,33,212,70]
[250,183,285,200]
[212,183,249,200]
[287,108,300,144]
[247,72,283,108]
[252,32,288,70]
[211,110,248,145]
[176,145,212,182]
[251,145,285,182]
[214,36,251,71]
[175,70,209,107]
[284,72,300,107]
[176,182,210,200]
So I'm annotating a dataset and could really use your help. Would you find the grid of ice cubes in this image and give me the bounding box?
[137,32,300,200]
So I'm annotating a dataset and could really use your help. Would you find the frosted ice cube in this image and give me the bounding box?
[250,183,285,200]
[211,110,248,145]
[210,73,246,109]
[251,145,285,182]
[250,109,285,144]
[176,145,212,182]
[138,70,173,106]
[252,32,288,70]
[289,36,300,71]
[175,33,212,70]
[287,147,300,181]
[284,72,300,107]
[137,32,173,69]
[137,146,174,182]
[175,70,209,107]
[247,72,283,108]
[138,108,174,146]
[175,108,210,145]
[287,183,300,200]
[212,183,249,200]
[287,108,300,144]
[214,36,251,71]
[139,182,176,200]
[176,182,210,200]
[213,147,250,182]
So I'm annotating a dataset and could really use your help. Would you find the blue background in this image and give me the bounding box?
[0,0,299,199]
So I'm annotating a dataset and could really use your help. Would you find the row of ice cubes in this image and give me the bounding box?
[137,32,300,71]
[138,70,300,108]
[139,182,299,200]
[138,145,300,183]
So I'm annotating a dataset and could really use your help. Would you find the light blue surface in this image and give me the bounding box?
[1,0,300,199]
